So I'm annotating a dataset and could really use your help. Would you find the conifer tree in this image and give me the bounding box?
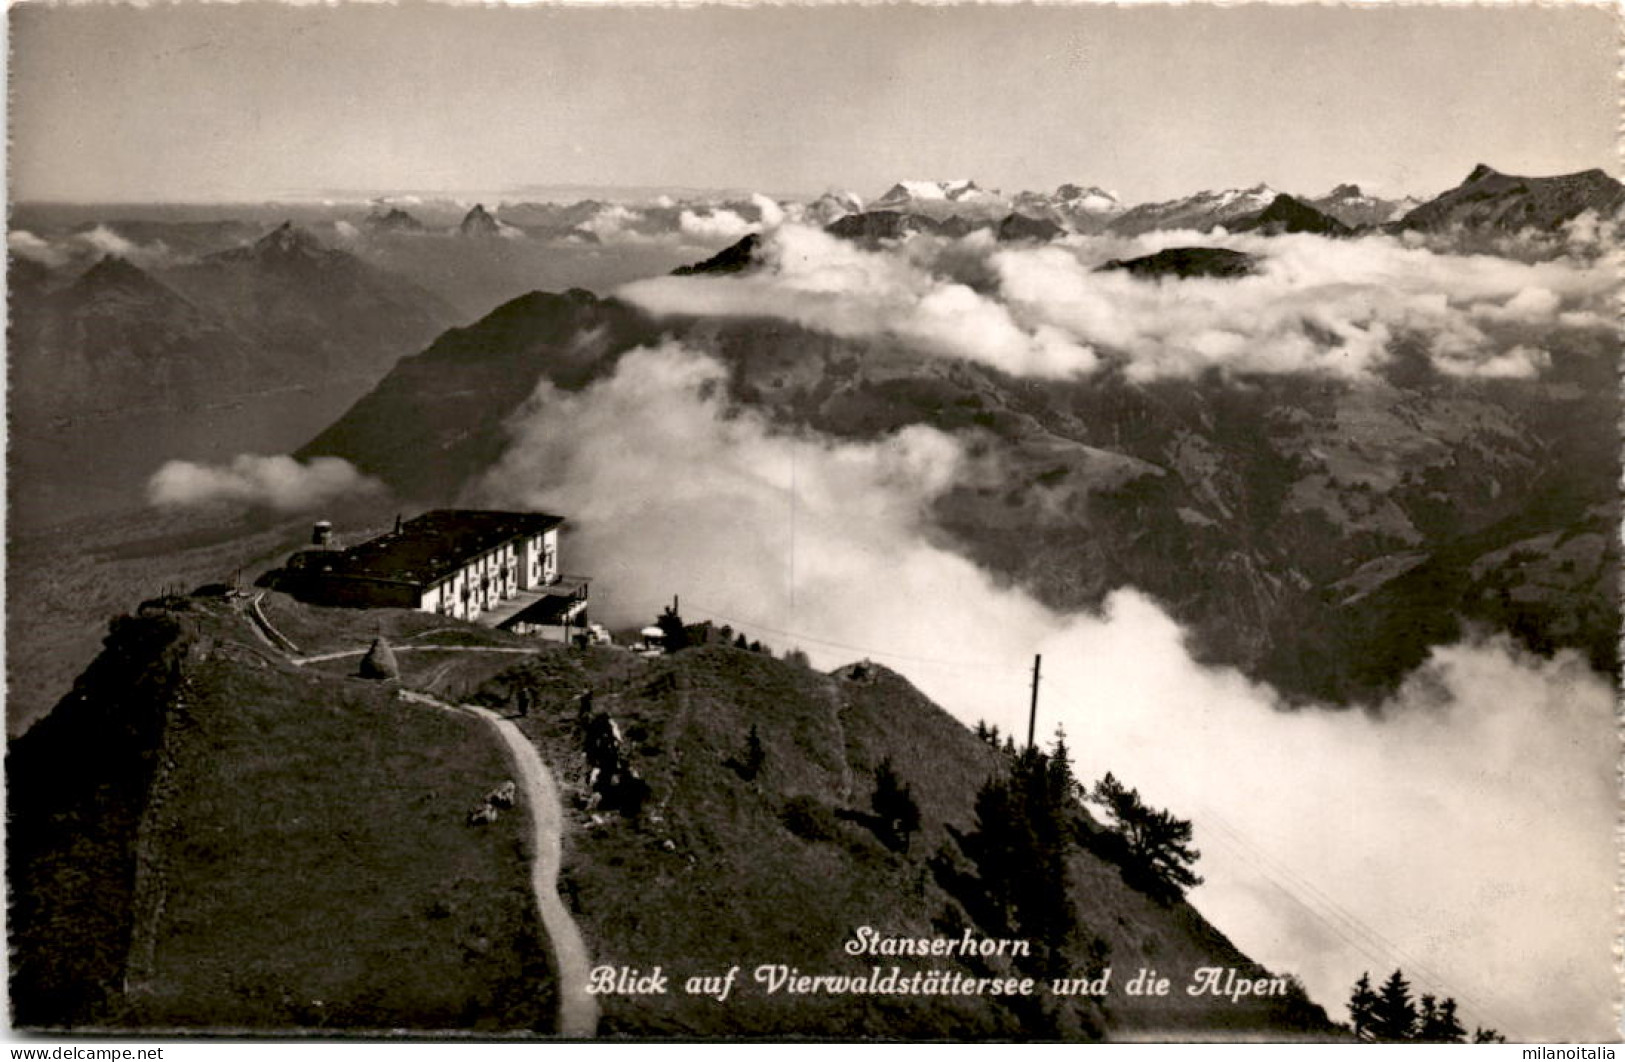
[1436,998,1466,1043]
[1048,726,1078,806]
[962,747,1077,978]
[1091,772,1203,901]
[871,757,923,853]
[741,724,766,781]
[656,604,690,653]
[1417,994,1439,1041]
[1347,972,1378,1040]
[1370,969,1417,1041]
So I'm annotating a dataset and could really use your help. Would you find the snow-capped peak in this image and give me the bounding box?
[874,180,998,206]
[1220,184,1278,206]
[1053,184,1123,214]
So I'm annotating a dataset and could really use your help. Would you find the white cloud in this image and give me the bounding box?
[147,454,382,513]
[621,224,1099,378]
[677,207,754,244]
[70,224,179,269]
[474,341,1615,1041]
[1434,343,1551,380]
[8,229,70,268]
[619,222,1617,384]
[10,225,184,271]
[576,203,673,246]
[750,192,786,229]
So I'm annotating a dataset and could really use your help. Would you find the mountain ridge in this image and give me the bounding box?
[1394,164,1624,233]
[8,587,1336,1038]
[296,285,1618,707]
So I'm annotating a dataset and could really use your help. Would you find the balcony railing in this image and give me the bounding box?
[541,573,591,600]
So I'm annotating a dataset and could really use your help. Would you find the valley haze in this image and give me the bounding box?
[6,0,1619,1046]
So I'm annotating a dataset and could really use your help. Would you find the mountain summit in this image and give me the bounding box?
[1108,184,1280,235]
[364,207,426,234]
[1231,194,1352,237]
[874,179,993,205]
[871,180,1010,221]
[460,204,502,238]
[1397,163,1625,232]
[68,255,175,300]
[1309,185,1417,228]
[249,221,330,261]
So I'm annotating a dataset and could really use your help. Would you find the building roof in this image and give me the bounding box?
[502,593,587,627]
[315,509,564,587]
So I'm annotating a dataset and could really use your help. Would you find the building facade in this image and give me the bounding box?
[277,510,588,637]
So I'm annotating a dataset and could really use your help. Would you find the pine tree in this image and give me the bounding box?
[1417,994,1439,1041]
[1091,772,1203,901]
[1370,969,1417,1041]
[656,604,690,653]
[742,724,766,781]
[1436,997,1466,1043]
[961,747,1078,979]
[871,757,922,853]
[1347,972,1378,1040]
[1047,725,1077,806]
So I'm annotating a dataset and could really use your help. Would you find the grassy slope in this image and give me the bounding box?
[451,643,1333,1039]
[10,594,554,1032]
[13,589,1334,1038]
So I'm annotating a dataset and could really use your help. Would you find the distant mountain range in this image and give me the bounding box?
[842,165,1618,238]
[10,162,1616,525]
[1309,185,1419,228]
[9,223,459,525]
[872,179,1009,219]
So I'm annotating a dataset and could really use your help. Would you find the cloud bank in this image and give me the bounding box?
[147,454,382,513]
[475,341,1617,1041]
[9,225,182,271]
[619,221,1618,384]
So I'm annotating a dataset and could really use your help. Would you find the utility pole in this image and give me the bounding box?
[1027,654,1042,749]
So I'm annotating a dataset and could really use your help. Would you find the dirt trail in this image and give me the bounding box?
[291,645,540,666]
[274,621,596,1035]
[398,689,599,1038]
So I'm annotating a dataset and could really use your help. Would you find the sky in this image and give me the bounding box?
[8,1,1620,205]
